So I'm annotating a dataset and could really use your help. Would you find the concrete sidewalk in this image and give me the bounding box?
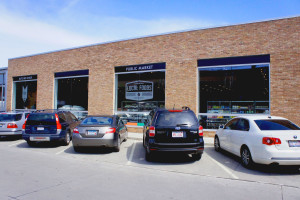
[128,132,214,144]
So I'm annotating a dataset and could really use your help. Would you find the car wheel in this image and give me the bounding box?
[192,153,202,161]
[114,136,121,152]
[145,149,153,162]
[27,141,35,147]
[73,146,81,152]
[241,146,254,168]
[214,136,221,152]
[62,132,71,146]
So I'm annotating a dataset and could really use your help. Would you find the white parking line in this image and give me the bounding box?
[206,153,239,179]
[8,141,25,147]
[56,146,72,155]
[126,141,137,166]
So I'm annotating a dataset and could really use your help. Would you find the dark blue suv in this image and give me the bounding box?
[22,110,80,146]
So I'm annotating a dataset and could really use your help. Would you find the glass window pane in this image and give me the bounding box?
[56,77,88,111]
[117,71,165,112]
[15,81,37,109]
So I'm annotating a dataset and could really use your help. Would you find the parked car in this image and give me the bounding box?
[22,110,80,146]
[143,107,204,161]
[214,116,300,168]
[0,111,31,138]
[72,115,128,152]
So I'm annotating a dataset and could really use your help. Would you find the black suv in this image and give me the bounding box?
[22,110,80,146]
[143,107,204,161]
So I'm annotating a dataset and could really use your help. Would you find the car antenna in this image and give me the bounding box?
[173,104,175,110]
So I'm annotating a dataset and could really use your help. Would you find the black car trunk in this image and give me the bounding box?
[154,125,199,143]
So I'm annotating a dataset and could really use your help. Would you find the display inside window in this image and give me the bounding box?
[116,71,165,112]
[15,81,37,109]
[55,77,88,111]
[199,64,270,129]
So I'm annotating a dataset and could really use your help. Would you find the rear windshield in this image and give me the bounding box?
[81,117,113,125]
[26,114,56,125]
[0,114,22,122]
[156,112,198,126]
[255,120,300,130]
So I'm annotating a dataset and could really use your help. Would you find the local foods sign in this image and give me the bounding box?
[125,81,153,101]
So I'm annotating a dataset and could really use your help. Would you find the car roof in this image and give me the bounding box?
[0,111,28,114]
[32,109,70,114]
[234,115,288,121]
[85,115,116,118]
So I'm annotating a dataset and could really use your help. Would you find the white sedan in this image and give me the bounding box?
[214,115,300,168]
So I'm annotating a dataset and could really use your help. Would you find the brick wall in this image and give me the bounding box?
[7,17,300,127]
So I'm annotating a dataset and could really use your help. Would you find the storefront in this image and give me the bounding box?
[198,55,270,130]
[13,75,37,110]
[115,63,165,126]
[6,17,300,134]
[54,70,89,119]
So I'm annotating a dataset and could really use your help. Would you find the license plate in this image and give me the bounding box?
[87,130,98,136]
[37,127,44,131]
[288,140,300,147]
[172,131,183,138]
[30,137,50,141]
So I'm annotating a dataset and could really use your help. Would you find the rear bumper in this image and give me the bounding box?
[148,142,204,154]
[0,130,22,136]
[252,147,300,165]
[22,133,66,142]
[72,133,116,147]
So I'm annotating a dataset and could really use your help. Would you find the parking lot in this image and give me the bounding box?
[1,136,300,200]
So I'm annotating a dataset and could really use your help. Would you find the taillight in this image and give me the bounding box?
[149,126,155,137]
[22,120,27,130]
[73,128,79,134]
[55,114,62,130]
[199,125,203,136]
[262,137,281,145]
[7,123,18,128]
[106,128,116,134]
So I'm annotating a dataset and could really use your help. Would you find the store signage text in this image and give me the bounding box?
[13,75,37,82]
[125,81,153,101]
[115,62,165,73]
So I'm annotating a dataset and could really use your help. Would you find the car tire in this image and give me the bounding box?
[62,131,71,146]
[73,146,81,152]
[114,136,121,152]
[27,141,35,147]
[241,146,254,168]
[145,150,153,162]
[192,153,202,161]
[214,136,221,152]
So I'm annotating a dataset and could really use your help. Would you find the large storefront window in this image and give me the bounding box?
[198,55,270,129]
[115,63,165,126]
[13,75,37,110]
[54,70,88,119]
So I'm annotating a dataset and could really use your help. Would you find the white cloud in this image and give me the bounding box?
[0,6,96,47]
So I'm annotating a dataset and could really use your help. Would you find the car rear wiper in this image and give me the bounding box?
[176,124,191,126]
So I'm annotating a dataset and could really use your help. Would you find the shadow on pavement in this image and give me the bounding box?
[17,141,62,148]
[0,135,22,141]
[126,141,201,165]
[205,146,300,175]
[64,146,113,155]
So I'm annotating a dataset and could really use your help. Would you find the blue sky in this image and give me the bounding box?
[0,0,299,67]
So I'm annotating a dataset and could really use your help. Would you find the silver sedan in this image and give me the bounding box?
[72,115,128,152]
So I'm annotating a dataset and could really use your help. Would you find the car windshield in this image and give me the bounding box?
[0,114,22,122]
[81,117,113,125]
[26,114,56,125]
[255,119,300,130]
[156,112,198,126]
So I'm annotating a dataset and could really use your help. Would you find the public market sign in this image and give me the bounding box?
[125,81,153,101]
[13,75,37,81]
[115,62,165,73]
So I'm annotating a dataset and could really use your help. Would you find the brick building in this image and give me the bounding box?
[7,16,300,135]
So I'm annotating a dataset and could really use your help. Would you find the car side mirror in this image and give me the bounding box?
[219,125,224,129]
